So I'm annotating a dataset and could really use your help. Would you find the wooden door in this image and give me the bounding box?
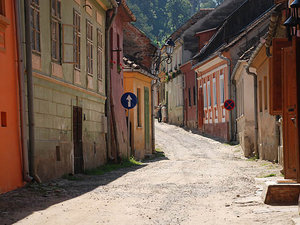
[282,42,299,180]
[184,98,188,126]
[73,106,83,173]
[144,87,150,151]
[198,86,204,129]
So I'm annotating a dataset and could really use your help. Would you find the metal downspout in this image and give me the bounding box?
[246,67,259,157]
[195,70,198,129]
[105,5,118,160]
[15,0,32,182]
[24,0,41,183]
[218,53,233,142]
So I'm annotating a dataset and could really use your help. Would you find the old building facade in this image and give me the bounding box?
[22,0,112,181]
[232,61,255,157]
[123,60,156,160]
[108,0,135,161]
[194,56,230,140]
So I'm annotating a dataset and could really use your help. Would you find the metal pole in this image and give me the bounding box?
[127,109,131,158]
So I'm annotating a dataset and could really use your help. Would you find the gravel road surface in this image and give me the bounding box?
[0,121,298,225]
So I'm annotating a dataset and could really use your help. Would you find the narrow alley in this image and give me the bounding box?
[0,122,297,225]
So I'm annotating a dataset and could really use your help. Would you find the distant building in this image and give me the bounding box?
[123,58,157,159]
[192,0,274,141]
[194,55,230,140]
[123,23,158,159]
[232,61,255,157]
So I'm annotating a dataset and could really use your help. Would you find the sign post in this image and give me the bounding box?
[121,92,138,158]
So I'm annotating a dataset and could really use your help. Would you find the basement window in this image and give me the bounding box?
[1,112,7,127]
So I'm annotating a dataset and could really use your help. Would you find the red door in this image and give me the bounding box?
[73,106,83,173]
[282,39,299,180]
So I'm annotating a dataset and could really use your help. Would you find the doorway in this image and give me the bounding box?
[73,106,83,173]
[282,41,299,180]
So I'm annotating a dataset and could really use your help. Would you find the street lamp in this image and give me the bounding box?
[151,38,175,75]
[284,0,300,37]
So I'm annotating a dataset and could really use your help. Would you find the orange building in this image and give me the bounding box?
[0,0,24,193]
[123,58,157,160]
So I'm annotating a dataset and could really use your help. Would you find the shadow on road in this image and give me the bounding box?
[0,163,152,224]
[181,125,239,145]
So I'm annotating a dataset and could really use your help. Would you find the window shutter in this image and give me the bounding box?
[269,38,291,115]
[62,24,76,64]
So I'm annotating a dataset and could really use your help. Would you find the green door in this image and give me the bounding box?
[144,87,150,151]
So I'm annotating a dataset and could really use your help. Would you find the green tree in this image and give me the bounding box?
[127,0,224,44]
[165,0,192,33]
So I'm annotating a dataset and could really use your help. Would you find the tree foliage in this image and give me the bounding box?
[127,0,224,46]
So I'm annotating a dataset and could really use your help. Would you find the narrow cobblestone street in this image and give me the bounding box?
[1,121,298,225]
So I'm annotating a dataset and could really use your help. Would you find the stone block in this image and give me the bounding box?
[39,99,50,114]
[53,91,72,105]
[35,113,53,129]
[264,181,300,205]
[34,85,53,101]
[57,104,71,118]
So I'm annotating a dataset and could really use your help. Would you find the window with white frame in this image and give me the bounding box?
[30,0,41,53]
[220,74,224,104]
[97,28,103,80]
[73,10,81,69]
[203,83,207,108]
[51,0,62,62]
[86,20,93,75]
[207,80,211,107]
[213,78,217,106]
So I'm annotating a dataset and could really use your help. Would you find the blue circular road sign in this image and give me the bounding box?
[121,92,138,109]
[224,99,235,111]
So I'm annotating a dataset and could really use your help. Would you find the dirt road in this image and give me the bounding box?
[0,121,298,225]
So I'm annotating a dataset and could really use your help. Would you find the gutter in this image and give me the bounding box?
[218,53,235,142]
[15,0,32,183]
[24,0,41,183]
[105,3,118,160]
[245,66,259,157]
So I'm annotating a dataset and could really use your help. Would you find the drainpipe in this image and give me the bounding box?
[15,0,32,182]
[218,53,234,142]
[195,70,198,129]
[105,2,118,160]
[151,79,160,153]
[24,0,41,183]
[246,66,259,157]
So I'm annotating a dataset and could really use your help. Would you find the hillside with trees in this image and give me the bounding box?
[127,0,224,46]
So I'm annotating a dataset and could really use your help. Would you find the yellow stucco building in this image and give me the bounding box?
[123,58,157,160]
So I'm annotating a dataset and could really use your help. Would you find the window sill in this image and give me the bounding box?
[51,60,62,66]
[74,67,81,72]
[32,50,41,56]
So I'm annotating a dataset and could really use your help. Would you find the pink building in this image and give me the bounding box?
[109,1,135,160]
[194,56,230,141]
[181,62,197,129]
[181,29,216,129]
